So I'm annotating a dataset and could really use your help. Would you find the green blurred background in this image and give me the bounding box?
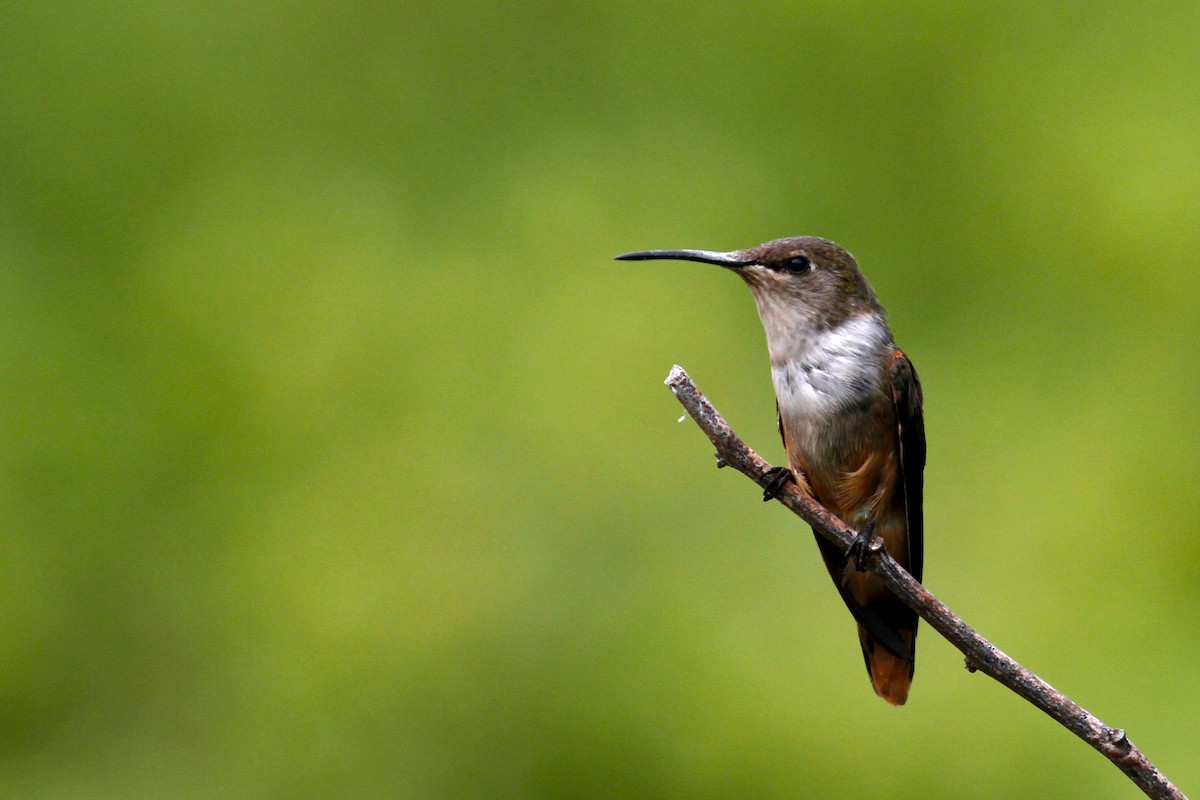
[2,2,1198,798]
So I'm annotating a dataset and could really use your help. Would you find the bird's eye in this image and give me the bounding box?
[781,255,812,273]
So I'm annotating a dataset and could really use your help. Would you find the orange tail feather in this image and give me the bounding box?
[858,625,915,706]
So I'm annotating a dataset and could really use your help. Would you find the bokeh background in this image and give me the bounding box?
[2,2,1198,798]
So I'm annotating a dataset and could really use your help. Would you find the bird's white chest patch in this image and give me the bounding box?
[770,314,892,419]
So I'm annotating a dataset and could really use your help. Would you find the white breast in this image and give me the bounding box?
[770,313,892,419]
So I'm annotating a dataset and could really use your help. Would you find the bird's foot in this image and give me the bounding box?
[760,466,794,502]
[844,519,877,572]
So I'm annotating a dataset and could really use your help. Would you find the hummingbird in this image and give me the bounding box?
[616,236,925,705]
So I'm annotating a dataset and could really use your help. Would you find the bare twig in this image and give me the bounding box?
[664,365,1185,800]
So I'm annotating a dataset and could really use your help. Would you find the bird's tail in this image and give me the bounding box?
[858,624,915,706]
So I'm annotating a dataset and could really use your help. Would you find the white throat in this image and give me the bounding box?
[767,313,892,419]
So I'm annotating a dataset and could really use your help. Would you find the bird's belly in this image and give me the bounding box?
[777,392,899,525]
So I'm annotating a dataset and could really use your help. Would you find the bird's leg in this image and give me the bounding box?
[845,518,877,572]
[760,466,794,502]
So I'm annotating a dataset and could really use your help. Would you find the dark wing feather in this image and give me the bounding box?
[776,401,785,449]
[889,350,925,583]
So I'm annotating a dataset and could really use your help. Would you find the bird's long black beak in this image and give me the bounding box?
[614,249,755,269]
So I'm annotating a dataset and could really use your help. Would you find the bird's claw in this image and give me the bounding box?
[760,466,794,502]
[844,519,877,572]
